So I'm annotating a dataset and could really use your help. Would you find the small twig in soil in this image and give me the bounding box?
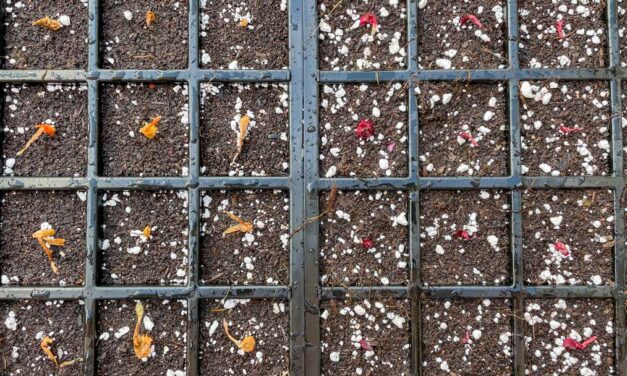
[308,0,343,39]
[287,184,338,239]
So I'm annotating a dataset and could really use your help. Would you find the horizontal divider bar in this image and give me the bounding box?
[319,68,622,83]
[0,175,618,192]
[0,70,86,82]
[0,285,290,300]
[422,285,618,299]
[3,284,616,301]
[3,68,626,84]
[321,286,409,299]
[0,177,292,190]
[321,285,621,300]
[0,69,290,83]
[196,285,290,299]
[310,176,622,191]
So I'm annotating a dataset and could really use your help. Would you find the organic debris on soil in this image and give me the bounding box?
[32,227,65,275]
[223,211,254,235]
[32,16,62,31]
[232,115,250,164]
[223,318,256,353]
[40,336,82,368]
[146,10,156,26]
[16,123,56,156]
[133,301,153,360]
[139,116,161,139]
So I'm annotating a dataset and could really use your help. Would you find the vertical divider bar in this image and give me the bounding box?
[511,190,525,376]
[407,2,420,374]
[85,1,100,375]
[607,1,626,374]
[303,0,321,374]
[409,191,421,375]
[407,0,418,182]
[187,187,200,376]
[188,0,199,71]
[506,1,525,375]
[289,0,306,373]
[187,1,201,375]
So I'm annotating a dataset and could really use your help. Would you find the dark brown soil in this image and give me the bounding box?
[320,299,411,376]
[99,190,188,286]
[100,0,188,69]
[0,191,86,286]
[100,83,189,177]
[519,0,607,68]
[422,299,513,376]
[522,189,614,286]
[200,190,289,286]
[524,299,614,375]
[96,299,187,376]
[417,82,509,176]
[320,190,409,286]
[0,1,88,69]
[200,0,288,69]
[318,0,407,71]
[199,299,289,374]
[0,300,84,376]
[2,83,88,177]
[417,1,508,70]
[520,81,611,176]
[420,190,511,286]
[319,83,408,178]
[200,83,289,177]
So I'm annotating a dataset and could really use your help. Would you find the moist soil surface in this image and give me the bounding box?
[1,1,88,69]
[96,300,187,376]
[0,300,84,376]
[200,83,289,177]
[0,190,86,286]
[417,0,508,70]
[417,82,509,176]
[421,298,513,376]
[519,0,607,68]
[99,190,188,286]
[2,83,88,177]
[420,190,511,286]
[320,190,409,286]
[318,0,407,71]
[200,0,289,70]
[100,0,188,70]
[320,299,411,376]
[520,81,611,176]
[200,190,289,286]
[522,189,614,286]
[524,299,614,375]
[319,83,408,178]
[199,299,289,375]
[100,83,189,177]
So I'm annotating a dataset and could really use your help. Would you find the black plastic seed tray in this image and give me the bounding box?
[0,0,625,375]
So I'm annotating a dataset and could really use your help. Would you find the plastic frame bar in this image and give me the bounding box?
[0,1,304,375]
[303,0,626,375]
[0,0,626,375]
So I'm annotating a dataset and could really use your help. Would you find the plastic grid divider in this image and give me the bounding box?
[302,0,626,375]
[0,0,625,375]
[0,0,304,375]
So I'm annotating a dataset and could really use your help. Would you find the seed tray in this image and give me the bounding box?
[0,0,625,375]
